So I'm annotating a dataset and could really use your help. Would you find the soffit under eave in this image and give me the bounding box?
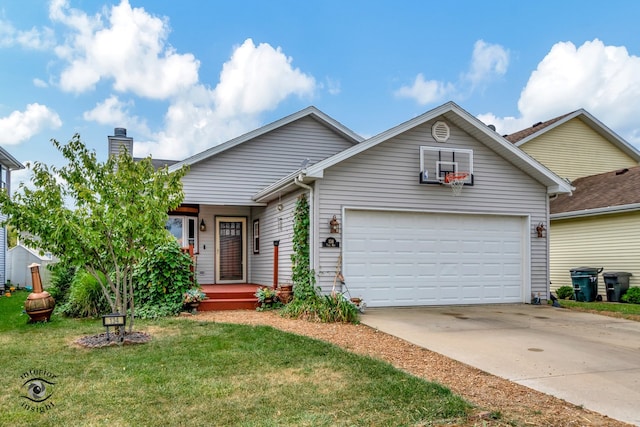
[253,180,305,204]
[0,150,24,170]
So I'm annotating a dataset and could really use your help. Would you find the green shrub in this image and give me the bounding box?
[621,287,640,304]
[555,285,575,300]
[47,262,77,305]
[58,270,110,318]
[281,292,359,323]
[317,293,360,323]
[133,239,195,319]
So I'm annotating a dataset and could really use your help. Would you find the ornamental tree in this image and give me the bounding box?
[0,134,187,331]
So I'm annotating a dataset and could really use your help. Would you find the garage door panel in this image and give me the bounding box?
[344,210,525,307]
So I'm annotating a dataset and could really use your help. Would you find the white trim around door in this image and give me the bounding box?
[215,216,247,283]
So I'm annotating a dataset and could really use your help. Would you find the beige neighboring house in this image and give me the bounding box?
[505,109,640,297]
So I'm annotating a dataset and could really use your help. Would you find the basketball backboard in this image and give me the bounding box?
[419,146,474,185]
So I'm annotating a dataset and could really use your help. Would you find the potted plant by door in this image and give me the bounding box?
[183,288,206,313]
[255,287,278,308]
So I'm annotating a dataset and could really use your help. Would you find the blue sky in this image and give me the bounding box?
[2,0,640,186]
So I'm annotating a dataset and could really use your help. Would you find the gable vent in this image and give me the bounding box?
[432,121,450,142]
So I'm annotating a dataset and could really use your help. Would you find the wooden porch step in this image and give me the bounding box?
[199,284,263,311]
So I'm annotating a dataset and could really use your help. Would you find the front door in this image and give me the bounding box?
[215,217,247,283]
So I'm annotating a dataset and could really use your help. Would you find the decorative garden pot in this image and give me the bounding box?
[24,263,55,323]
[187,302,201,311]
[277,284,293,304]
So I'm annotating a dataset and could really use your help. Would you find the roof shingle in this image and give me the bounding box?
[550,166,640,214]
[504,112,574,143]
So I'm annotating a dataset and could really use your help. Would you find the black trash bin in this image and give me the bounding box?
[570,267,603,302]
[603,272,632,302]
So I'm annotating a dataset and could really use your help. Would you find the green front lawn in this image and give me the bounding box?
[0,291,471,426]
[559,299,640,320]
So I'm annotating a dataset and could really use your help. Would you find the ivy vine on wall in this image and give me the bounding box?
[291,194,317,300]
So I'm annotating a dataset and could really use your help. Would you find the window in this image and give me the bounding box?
[166,216,198,251]
[253,219,260,254]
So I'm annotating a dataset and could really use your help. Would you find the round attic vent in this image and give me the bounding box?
[432,121,450,142]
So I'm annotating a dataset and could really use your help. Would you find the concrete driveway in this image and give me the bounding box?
[361,304,640,426]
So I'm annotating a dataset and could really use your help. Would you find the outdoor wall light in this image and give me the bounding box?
[102,313,126,343]
[330,215,340,233]
[200,219,206,232]
[536,222,546,238]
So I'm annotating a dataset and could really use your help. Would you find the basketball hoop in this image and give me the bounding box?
[444,172,469,196]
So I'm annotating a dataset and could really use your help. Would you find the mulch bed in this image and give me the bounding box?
[75,331,152,348]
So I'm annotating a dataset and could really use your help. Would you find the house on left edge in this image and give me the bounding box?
[0,145,25,292]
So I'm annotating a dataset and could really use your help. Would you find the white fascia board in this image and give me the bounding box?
[444,104,573,194]
[253,169,306,203]
[306,101,572,195]
[551,203,640,220]
[0,147,24,170]
[305,102,457,178]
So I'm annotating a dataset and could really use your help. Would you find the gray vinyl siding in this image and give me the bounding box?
[249,190,302,286]
[314,118,549,298]
[181,117,355,205]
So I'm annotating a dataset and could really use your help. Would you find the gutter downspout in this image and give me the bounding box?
[294,173,314,274]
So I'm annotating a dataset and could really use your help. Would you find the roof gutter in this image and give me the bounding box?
[551,203,640,220]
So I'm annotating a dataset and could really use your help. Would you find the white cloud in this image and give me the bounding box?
[9,1,318,160]
[50,0,199,99]
[133,38,317,160]
[0,103,62,145]
[0,18,55,50]
[213,39,316,118]
[395,73,455,105]
[395,40,509,105]
[464,40,509,87]
[83,95,130,124]
[325,77,341,95]
[33,78,48,88]
[83,95,150,136]
[481,39,640,143]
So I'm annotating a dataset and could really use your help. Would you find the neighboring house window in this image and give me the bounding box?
[166,216,198,251]
[253,219,259,254]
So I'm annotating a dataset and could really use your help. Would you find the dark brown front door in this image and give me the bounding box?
[215,217,246,283]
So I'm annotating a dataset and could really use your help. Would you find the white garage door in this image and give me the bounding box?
[344,210,526,307]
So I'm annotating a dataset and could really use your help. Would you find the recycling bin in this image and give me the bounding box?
[570,267,603,302]
[603,272,632,302]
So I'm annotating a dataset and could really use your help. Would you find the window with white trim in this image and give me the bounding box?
[166,216,198,251]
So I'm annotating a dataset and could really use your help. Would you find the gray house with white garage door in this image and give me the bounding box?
[164,101,571,308]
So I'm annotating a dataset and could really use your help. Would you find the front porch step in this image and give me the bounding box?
[199,284,263,311]
[200,298,258,311]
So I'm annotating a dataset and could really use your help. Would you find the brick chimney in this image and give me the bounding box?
[108,128,133,158]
